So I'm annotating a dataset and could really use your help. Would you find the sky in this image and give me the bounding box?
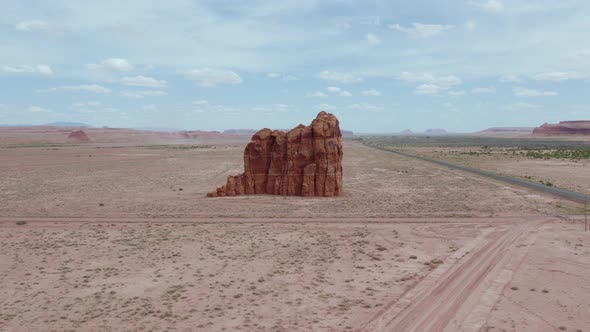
[0,0,589,133]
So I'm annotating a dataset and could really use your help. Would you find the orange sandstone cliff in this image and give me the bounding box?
[207,111,343,197]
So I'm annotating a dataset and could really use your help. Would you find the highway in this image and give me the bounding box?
[366,144,589,204]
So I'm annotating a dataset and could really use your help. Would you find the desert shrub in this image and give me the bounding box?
[15,220,27,225]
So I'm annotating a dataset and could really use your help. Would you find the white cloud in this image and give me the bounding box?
[305,91,328,98]
[362,89,381,96]
[319,70,361,83]
[415,84,442,96]
[121,75,167,88]
[1,65,53,75]
[266,73,298,81]
[389,23,453,38]
[347,103,385,113]
[72,101,100,108]
[448,90,466,96]
[572,49,590,57]
[505,102,542,110]
[499,75,521,82]
[103,58,134,71]
[465,21,477,31]
[15,20,51,32]
[185,68,243,87]
[142,105,158,112]
[192,100,209,105]
[468,0,504,13]
[86,58,134,72]
[532,71,584,81]
[471,87,496,94]
[399,72,462,88]
[513,87,557,97]
[326,86,351,97]
[120,90,168,98]
[28,106,50,113]
[37,84,111,94]
[366,33,381,46]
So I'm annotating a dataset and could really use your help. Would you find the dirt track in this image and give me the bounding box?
[361,215,548,331]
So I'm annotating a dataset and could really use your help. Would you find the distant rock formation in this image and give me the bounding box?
[425,128,447,135]
[207,111,343,197]
[400,129,413,135]
[178,130,223,139]
[67,130,91,142]
[341,130,354,137]
[532,121,590,136]
[225,128,354,137]
[223,129,258,136]
[479,127,534,134]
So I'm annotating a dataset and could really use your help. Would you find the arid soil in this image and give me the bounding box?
[403,146,590,196]
[0,141,576,219]
[0,134,588,331]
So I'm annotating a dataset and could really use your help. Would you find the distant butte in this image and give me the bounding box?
[67,130,91,142]
[208,111,343,197]
[532,121,590,136]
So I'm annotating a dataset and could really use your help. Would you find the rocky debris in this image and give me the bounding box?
[67,130,91,142]
[532,121,590,136]
[208,111,343,197]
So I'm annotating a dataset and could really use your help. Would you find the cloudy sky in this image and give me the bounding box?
[1,0,589,132]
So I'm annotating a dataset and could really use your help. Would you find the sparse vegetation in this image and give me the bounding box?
[15,220,27,225]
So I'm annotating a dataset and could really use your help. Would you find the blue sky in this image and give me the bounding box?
[0,0,589,133]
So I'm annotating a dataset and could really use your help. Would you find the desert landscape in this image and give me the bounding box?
[1,122,589,332]
[2,1,590,331]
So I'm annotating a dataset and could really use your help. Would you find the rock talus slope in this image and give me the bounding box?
[207,111,343,197]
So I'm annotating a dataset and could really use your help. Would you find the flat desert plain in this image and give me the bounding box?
[1,136,589,331]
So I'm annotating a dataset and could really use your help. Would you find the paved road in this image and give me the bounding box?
[366,144,589,204]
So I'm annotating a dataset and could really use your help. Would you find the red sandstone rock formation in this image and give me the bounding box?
[67,130,91,142]
[207,111,343,197]
[532,121,590,136]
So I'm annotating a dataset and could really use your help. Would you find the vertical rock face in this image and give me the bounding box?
[207,111,343,197]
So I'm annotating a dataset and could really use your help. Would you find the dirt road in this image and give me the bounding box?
[360,215,548,332]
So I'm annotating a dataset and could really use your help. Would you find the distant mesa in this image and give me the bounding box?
[67,130,91,142]
[341,130,354,137]
[400,129,413,135]
[208,111,343,197]
[178,130,223,139]
[425,128,447,135]
[532,121,590,136]
[479,127,534,134]
[225,128,354,137]
[47,122,89,128]
[223,129,258,136]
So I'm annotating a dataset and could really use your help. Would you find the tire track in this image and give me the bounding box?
[360,217,545,332]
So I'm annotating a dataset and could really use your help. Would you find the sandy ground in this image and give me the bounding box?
[1,136,589,331]
[0,141,578,219]
[401,146,590,196]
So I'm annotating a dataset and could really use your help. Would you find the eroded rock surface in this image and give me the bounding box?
[207,111,343,197]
